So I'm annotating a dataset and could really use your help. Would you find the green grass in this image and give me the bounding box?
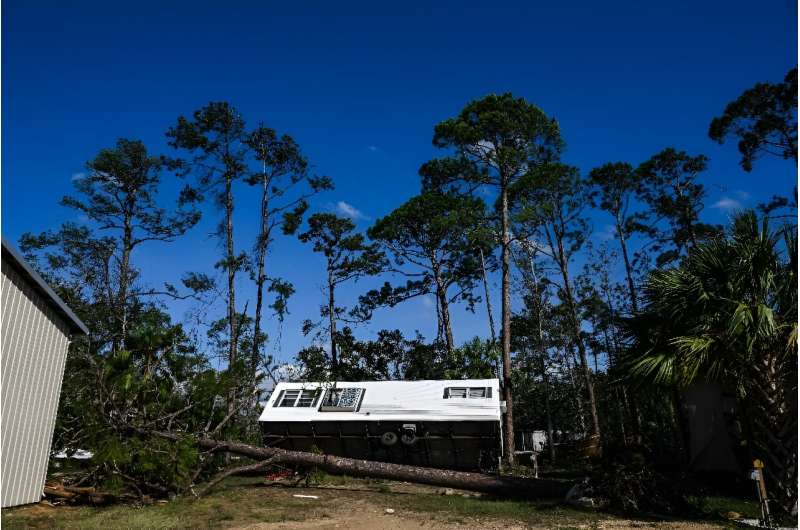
[303,470,608,526]
[389,493,607,527]
[689,495,797,527]
[689,495,762,519]
[306,470,387,488]
[1,477,318,530]
[1,475,743,529]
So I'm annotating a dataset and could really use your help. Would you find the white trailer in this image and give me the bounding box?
[259,379,502,470]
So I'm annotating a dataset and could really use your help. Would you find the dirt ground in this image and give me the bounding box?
[230,487,722,530]
[1,478,732,529]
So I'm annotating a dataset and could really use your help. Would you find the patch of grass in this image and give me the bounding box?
[389,492,607,527]
[1,476,314,529]
[689,495,797,528]
[308,470,359,486]
[689,495,761,519]
[306,469,394,493]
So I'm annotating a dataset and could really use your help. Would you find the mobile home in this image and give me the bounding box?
[259,379,502,470]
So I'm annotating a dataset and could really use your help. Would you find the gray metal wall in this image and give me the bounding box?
[1,260,71,507]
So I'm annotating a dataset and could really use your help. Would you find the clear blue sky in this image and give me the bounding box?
[2,1,797,365]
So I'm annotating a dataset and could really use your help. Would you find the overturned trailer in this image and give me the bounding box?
[259,379,503,470]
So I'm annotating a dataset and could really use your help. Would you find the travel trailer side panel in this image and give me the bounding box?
[259,380,502,470]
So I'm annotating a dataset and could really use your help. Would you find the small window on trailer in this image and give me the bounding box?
[278,390,300,407]
[446,387,468,398]
[297,389,321,407]
[444,386,492,399]
[319,387,364,411]
[273,389,321,408]
[469,387,487,398]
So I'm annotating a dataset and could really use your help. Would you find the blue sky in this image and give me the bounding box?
[2,1,797,365]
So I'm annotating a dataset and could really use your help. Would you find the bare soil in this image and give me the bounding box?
[231,485,722,530]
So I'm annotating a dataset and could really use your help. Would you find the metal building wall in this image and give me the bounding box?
[1,259,71,507]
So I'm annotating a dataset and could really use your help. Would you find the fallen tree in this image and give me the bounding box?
[43,483,135,505]
[149,430,572,499]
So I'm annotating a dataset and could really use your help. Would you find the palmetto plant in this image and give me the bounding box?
[624,210,797,513]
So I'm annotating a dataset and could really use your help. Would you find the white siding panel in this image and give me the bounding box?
[1,261,72,507]
[23,308,61,505]
[4,274,40,506]
[12,285,52,505]
[33,331,68,500]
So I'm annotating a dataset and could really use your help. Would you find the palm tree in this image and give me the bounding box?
[623,210,797,514]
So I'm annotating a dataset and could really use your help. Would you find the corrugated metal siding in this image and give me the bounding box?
[1,260,71,507]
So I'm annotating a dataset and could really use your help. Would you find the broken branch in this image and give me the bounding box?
[197,457,277,497]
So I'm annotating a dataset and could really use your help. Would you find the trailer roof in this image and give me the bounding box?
[259,379,501,423]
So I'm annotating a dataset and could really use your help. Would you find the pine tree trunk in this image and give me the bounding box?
[626,387,643,443]
[564,342,587,435]
[578,339,601,439]
[616,387,627,446]
[615,213,638,313]
[541,360,557,463]
[603,285,643,442]
[431,257,454,354]
[434,293,443,344]
[553,232,601,440]
[674,184,700,251]
[601,326,628,445]
[527,249,556,463]
[479,248,497,345]
[150,431,572,499]
[500,186,515,466]
[225,175,238,416]
[479,247,501,381]
[251,174,270,376]
[118,211,134,352]
[327,270,338,377]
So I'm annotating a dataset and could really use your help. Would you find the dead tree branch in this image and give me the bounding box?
[196,457,277,497]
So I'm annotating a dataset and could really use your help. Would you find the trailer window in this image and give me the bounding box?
[469,387,487,398]
[297,389,321,407]
[446,387,468,398]
[444,387,491,399]
[273,389,321,407]
[278,390,300,407]
[319,387,364,412]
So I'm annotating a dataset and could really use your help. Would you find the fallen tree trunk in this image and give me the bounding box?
[151,430,571,499]
[43,483,129,505]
